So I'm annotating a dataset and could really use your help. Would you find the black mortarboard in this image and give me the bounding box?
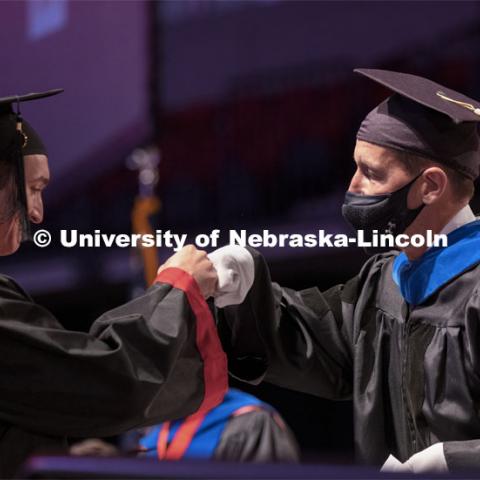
[354,69,480,180]
[0,89,63,156]
[0,89,63,241]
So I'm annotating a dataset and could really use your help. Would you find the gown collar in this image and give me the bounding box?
[439,205,475,235]
[392,206,480,305]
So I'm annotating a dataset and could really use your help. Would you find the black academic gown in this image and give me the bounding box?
[217,248,480,470]
[0,268,227,477]
[214,408,300,462]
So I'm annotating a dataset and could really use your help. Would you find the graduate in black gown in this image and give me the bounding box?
[216,70,480,473]
[0,91,227,476]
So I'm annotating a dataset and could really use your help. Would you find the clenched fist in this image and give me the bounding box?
[158,245,218,298]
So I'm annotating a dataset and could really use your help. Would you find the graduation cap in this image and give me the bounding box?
[0,89,63,241]
[354,69,480,180]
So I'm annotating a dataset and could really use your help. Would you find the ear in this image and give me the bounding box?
[419,167,448,205]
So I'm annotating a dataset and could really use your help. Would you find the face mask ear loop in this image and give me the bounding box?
[385,169,427,235]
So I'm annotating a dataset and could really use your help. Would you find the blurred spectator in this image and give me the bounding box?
[70,388,299,463]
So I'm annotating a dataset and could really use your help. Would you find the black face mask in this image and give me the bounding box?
[341,172,425,254]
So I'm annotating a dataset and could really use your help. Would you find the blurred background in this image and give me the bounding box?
[1,0,480,463]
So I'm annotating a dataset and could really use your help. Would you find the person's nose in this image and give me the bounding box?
[28,199,43,224]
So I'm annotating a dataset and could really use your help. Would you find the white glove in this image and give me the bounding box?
[381,443,448,474]
[381,454,408,472]
[208,245,254,308]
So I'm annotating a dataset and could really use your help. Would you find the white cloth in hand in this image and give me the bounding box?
[381,454,408,472]
[208,245,254,308]
[381,443,448,474]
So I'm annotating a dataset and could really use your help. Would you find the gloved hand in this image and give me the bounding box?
[208,245,254,308]
[381,443,448,474]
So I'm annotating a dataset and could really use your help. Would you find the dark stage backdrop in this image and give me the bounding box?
[0,0,151,195]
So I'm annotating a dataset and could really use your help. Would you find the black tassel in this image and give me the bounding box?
[13,99,31,241]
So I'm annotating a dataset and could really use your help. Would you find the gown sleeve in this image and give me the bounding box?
[0,267,227,438]
[217,248,386,401]
[213,409,300,462]
[444,440,480,470]
[443,291,480,470]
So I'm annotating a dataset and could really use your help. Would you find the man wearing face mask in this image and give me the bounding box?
[213,69,480,473]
